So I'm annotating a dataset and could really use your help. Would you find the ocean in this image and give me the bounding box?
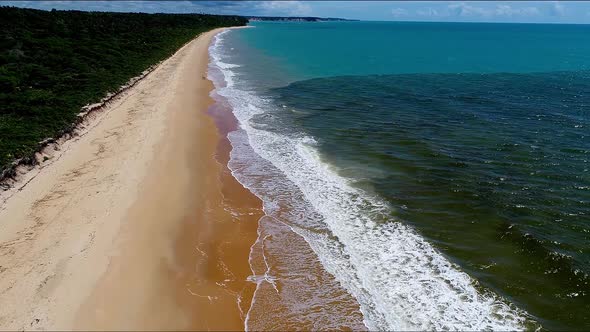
[208,21,590,330]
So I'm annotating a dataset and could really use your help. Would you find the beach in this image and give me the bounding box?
[2,18,588,331]
[0,27,260,330]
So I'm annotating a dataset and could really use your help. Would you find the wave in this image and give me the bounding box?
[208,30,534,331]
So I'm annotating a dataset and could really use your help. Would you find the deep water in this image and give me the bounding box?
[267,72,590,330]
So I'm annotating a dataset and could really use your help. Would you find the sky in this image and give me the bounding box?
[4,1,590,24]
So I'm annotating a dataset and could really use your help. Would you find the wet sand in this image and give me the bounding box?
[0,27,261,330]
[208,97,367,331]
[206,38,367,330]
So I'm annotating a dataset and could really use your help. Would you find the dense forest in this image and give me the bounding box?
[0,6,247,174]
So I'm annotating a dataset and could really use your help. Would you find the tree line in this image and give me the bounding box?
[0,6,247,173]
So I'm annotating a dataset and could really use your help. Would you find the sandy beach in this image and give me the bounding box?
[0,27,260,330]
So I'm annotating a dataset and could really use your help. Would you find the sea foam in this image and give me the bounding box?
[208,30,532,331]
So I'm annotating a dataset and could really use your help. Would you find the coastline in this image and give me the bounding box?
[0,27,260,330]
[208,29,369,330]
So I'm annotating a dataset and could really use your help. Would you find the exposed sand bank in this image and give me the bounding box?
[0,27,259,330]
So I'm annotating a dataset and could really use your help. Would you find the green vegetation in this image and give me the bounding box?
[0,6,247,174]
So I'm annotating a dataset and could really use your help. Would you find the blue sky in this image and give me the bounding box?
[5,1,590,24]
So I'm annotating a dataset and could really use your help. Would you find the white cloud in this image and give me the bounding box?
[391,8,408,17]
[254,1,312,16]
[494,4,540,17]
[416,8,441,17]
[448,2,490,17]
[449,2,539,18]
[551,1,565,16]
[415,2,541,19]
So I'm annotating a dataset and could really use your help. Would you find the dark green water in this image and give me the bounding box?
[269,72,589,330]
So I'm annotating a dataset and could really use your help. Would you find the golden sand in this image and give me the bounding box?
[0,28,260,330]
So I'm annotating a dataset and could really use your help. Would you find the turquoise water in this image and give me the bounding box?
[238,21,590,78]
[213,21,590,330]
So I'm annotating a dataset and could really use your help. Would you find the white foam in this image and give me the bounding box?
[208,30,533,331]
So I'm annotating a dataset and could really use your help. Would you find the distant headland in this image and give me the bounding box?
[248,16,358,22]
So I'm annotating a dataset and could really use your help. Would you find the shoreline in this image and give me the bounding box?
[0,27,260,330]
[208,29,369,330]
